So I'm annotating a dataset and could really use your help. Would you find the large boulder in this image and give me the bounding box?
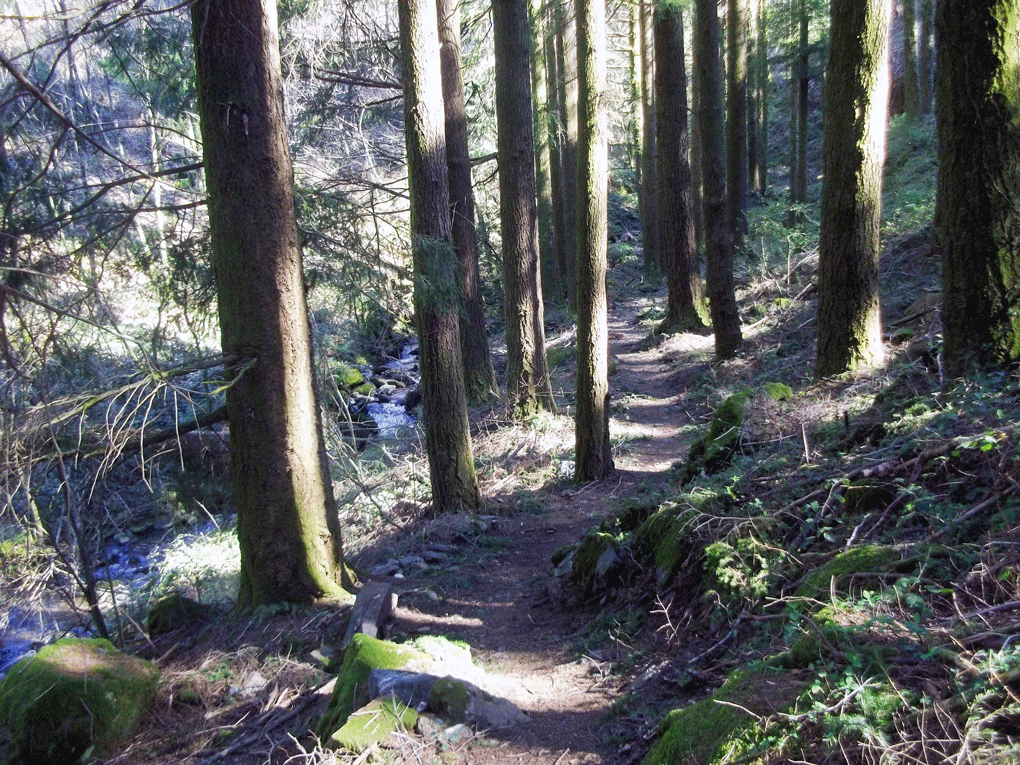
[0,638,159,765]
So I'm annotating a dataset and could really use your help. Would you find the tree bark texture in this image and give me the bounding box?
[545,17,569,305]
[918,0,933,113]
[191,0,347,607]
[936,0,1020,374]
[493,0,555,417]
[638,0,658,275]
[531,0,559,306]
[555,0,580,310]
[747,0,759,197]
[902,0,919,117]
[727,0,749,249]
[654,2,706,334]
[398,0,482,511]
[815,0,890,378]
[696,0,742,358]
[437,0,497,404]
[753,0,768,194]
[795,0,809,207]
[574,0,613,481]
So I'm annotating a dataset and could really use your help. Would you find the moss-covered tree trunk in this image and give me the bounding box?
[638,0,658,276]
[191,0,349,607]
[814,0,889,378]
[655,1,706,334]
[696,0,742,359]
[398,0,482,511]
[936,0,1020,375]
[493,0,555,417]
[575,0,613,482]
[437,0,497,404]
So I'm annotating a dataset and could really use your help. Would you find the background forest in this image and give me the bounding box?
[1,0,1020,763]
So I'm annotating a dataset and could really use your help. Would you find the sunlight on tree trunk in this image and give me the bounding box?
[398,0,482,511]
[191,0,349,608]
[814,0,889,378]
[437,0,497,404]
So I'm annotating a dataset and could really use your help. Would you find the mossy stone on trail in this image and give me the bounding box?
[683,392,750,482]
[334,363,366,389]
[761,381,793,402]
[327,695,418,753]
[316,634,429,740]
[0,638,159,765]
[571,531,624,596]
[643,669,808,765]
[796,544,903,601]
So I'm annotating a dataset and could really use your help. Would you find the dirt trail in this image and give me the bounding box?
[391,289,693,764]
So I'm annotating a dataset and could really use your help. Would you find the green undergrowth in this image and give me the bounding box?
[566,361,1020,763]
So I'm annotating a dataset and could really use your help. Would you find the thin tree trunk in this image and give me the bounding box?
[796,0,809,207]
[691,26,705,257]
[754,0,768,194]
[437,0,497,404]
[191,0,349,607]
[727,0,749,249]
[556,0,580,310]
[918,0,933,114]
[399,0,483,510]
[747,0,759,199]
[546,16,569,304]
[638,0,658,275]
[696,0,742,358]
[531,0,559,305]
[574,0,613,481]
[494,0,555,417]
[902,0,919,117]
[655,2,706,334]
[815,0,890,378]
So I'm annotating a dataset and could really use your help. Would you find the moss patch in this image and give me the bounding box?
[796,545,903,601]
[0,638,159,765]
[327,695,418,753]
[571,532,623,596]
[683,392,750,482]
[316,634,429,740]
[643,669,808,765]
[147,593,213,636]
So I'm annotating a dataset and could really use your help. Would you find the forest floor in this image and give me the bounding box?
[108,277,711,765]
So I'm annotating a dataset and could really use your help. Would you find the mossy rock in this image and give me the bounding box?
[683,392,750,482]
[327,695,419,753]
[316,634,429,741]
[643,669,809,765]
[0,638,159,765]
[147,593,213,636]
[796,545,903,601]
[761,381,793,402]
[571,532,624,596]
[335,364,366,389]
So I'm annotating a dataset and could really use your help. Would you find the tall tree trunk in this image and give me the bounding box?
[398,0,483,511]
[437,0,497,404]
[787,0,799,226]
[556,0,580,310]
[936,0,1020,374]
[902,0,920,117]
[747,0,759,199]
[691,27,706,258]
[754,0,768,194]
[655,1,707,334]
[638,0,658,275]
[696,0,742,358]
[627,0,641,181]
[727,0,749,250]
[191,0,349,607]
[546,16,569,304]
[574,0,613,481]
[918,0,933,114]
[531,0,559,305]
[815,0,890,378]
[494,0,555,417]
[795,0,809,207]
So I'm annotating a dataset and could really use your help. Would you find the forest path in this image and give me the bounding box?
[391,286,697,765]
